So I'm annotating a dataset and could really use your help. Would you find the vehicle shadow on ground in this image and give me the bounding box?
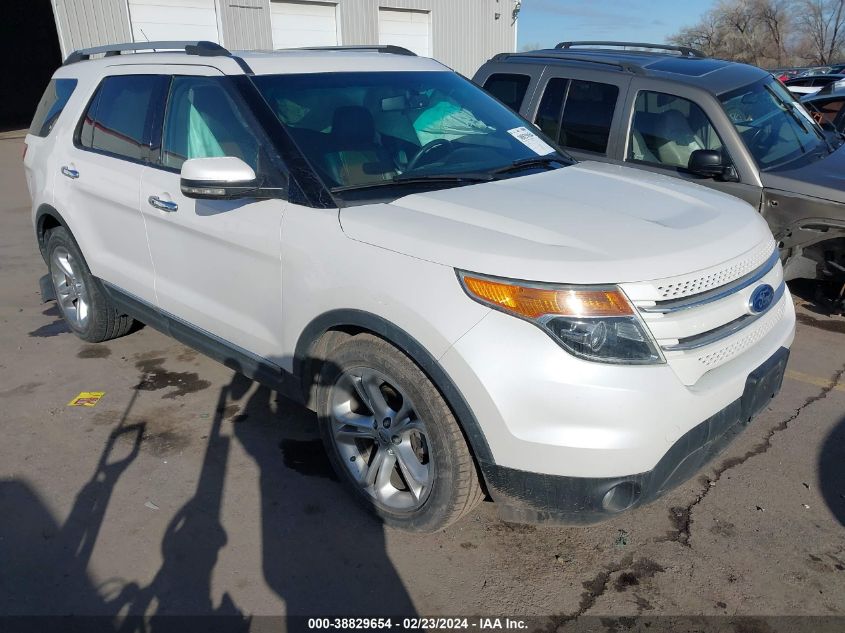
[819,414,845,527]
[0,359,416,628]
[788,279,845,317]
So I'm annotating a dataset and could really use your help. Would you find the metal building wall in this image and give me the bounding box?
[336,0,516,76]
[50,0,132,58]
[49,0,516,76]
[218,0,516,76]
[218,0,273,50]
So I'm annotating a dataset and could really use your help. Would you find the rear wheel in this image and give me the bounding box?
[317,334,484,532]
[45,227,134,342]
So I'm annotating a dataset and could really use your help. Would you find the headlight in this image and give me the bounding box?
[458,271,664,365]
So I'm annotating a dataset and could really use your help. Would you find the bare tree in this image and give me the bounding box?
[756,0,791,65]
[670,0,845,67]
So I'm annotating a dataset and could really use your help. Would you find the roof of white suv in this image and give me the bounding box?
[58,41,448,78]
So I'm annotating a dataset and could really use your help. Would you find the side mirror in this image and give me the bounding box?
[180,157,258,200]
[688,149,729,179]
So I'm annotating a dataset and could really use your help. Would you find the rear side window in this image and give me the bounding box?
[482,73,531,111]
[77,75,167,163]
[29,79,78,137]
[534,78,618,154]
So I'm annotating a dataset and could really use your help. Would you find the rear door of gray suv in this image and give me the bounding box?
[521,66,632,163]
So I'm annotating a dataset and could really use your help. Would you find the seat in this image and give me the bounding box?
[653,110,704,168]
[323,106,395,186]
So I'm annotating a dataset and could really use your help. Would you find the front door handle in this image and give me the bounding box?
[148,195,178,212]
[61,166,79,179]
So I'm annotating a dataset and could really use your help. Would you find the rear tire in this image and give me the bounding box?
[45,227,134,343]
[317,333,484,532]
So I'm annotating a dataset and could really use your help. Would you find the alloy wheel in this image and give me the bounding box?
[329,367,433,511]
[50,246,90,330]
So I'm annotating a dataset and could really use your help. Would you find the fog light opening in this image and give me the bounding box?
[602,481,642,513]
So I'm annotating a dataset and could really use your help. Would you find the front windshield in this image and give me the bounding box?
[251,71,566,192]
[719,77,827,169]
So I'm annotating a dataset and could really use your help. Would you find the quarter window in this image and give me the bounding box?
[161,76,262,171]
[29,79,77,137]
[534,78,618,153]
[628,91,725,169]
[78,75,165,162]
[482,73,531,112]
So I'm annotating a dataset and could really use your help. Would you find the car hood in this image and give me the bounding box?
[761,143,845,205]
[339,161,774,284]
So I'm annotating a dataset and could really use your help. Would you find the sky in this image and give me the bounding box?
[516,0,718,51]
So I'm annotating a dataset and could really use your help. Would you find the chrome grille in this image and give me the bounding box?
[653,240,774,300]
[623,240,787,386]
[696,299,786,368]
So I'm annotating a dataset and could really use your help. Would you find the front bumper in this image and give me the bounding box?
[478,346,790,525]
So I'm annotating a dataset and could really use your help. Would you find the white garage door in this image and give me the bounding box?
[128,0,220,43]
[271,1,339,49]
[378,8,431,57]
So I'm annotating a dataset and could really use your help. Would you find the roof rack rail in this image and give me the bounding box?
[555,41,706,58]
[64,40,227,63]
[291,45,416,56]
[493,52,645,74]
[63,40,254,73]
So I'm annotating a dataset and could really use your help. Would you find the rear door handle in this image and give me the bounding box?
[148,196,178,212]
[61,166,79,179]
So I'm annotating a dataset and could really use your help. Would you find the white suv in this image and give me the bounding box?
[24,41,795,532]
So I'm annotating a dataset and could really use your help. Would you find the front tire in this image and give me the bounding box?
[45,227,134,343]
[316,334,484,532]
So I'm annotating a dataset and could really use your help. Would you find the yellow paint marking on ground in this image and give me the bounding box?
[67,391,105,407]
[785,370,845,393]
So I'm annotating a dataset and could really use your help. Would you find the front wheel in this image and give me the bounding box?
[316,334,484,532]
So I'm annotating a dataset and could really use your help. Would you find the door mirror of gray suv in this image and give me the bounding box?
[180,157,259,200]
[688,149,735,181]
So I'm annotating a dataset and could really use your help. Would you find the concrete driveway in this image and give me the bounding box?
[1,132,844,627]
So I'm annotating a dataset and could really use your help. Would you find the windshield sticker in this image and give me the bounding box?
[508,127,555,155]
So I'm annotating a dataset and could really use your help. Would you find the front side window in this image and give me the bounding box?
[628,91,724,169]
[161,76,263,171]
[482,73,531,111]
[534,78,618,154]
[719,78,826,169]
[78,75,164,162]
[29,78,77,137]
[252,71,567,192]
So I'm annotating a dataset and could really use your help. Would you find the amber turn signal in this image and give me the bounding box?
[461,275,634,319]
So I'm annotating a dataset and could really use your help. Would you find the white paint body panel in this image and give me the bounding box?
[786,85,822,96]
[270,1,339,49]
[339,162,775,285]
[378,8,431,57]
[440,292,794,477]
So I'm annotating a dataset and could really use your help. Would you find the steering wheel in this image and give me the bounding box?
[405,139,452,172]
[745,118,782,156]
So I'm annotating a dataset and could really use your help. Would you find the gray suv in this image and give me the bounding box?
[474,41,845,305]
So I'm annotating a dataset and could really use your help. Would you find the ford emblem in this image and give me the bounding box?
[749,284,775,314]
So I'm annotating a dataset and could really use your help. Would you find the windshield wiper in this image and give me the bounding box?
[330,172,493,193]
[490,155,569,176]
